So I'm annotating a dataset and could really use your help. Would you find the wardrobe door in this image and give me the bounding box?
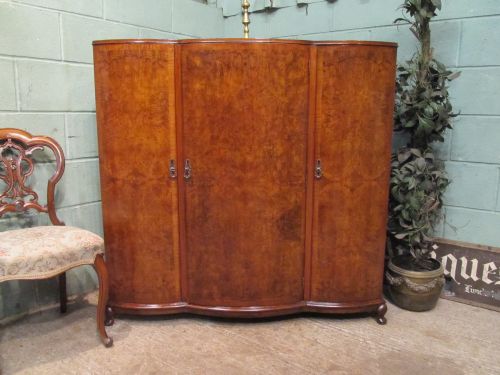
[180,42,309,307]
[310,45,397,303]
[93,43,181,306]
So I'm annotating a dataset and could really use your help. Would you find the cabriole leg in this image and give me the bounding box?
[376,302,387,325]
[93,254,113,347]
[105,306,115,326]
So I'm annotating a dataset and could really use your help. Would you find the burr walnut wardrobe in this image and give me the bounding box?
[93,38,397,324]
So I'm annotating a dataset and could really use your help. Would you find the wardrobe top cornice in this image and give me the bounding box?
[92,38,397,48]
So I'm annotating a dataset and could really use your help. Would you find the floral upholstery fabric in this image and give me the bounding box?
[0,226,104,282]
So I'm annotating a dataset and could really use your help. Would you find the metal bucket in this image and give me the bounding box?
[386,255,445,312]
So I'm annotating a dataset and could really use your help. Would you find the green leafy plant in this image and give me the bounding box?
[388,148,449,262]
[387,0,459,268]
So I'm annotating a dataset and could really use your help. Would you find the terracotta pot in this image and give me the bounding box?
[386,255,445,312]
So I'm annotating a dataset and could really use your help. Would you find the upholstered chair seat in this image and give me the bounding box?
[0,226,104,282]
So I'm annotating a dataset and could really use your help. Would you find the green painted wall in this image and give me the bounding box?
[1,0,499,321]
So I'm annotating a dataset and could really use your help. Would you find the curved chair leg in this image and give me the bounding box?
[93,254,113,347]
[375,302,387,325]
[59,272,67,313]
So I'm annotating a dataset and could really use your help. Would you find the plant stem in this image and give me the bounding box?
[418,16,431,87]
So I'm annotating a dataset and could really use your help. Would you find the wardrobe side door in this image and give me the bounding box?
[94,43,181,305]
[311,45,396,303]
[180,43,309,307]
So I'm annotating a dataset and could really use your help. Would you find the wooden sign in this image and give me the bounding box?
[430,239,500,311]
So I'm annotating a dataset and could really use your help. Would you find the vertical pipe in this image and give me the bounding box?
[242,0,250,38]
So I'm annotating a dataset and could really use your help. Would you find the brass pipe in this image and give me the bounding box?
[242,0,250,38]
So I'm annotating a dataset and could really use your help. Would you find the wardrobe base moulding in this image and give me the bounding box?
[107,300,387,323]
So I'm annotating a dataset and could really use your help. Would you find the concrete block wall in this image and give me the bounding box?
[0,0,223,321]
[1,0,499,321]
[224,0,500,248]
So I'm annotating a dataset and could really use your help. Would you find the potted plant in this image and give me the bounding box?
[386,0,459,311]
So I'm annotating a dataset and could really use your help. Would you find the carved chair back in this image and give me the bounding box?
[0,128,65,226]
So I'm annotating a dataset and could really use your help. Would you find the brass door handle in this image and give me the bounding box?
[314,159,322,179]
[184,159,192,181]
[169,159,177,178]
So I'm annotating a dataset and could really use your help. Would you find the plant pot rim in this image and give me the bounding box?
[388,255,444,279]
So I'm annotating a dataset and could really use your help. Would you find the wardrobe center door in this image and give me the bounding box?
[180,43,309,307]
[310,45,396,303]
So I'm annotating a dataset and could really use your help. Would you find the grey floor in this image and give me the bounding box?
[0,293,499,375]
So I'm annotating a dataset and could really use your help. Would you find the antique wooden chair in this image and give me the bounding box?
[0,128,112,347]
